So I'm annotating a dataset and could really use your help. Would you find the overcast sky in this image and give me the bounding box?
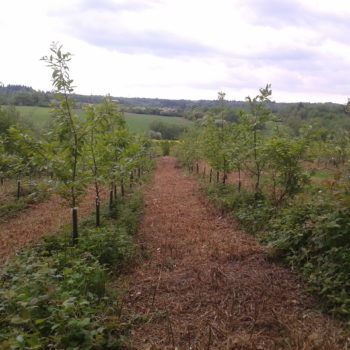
[1,0,350,103]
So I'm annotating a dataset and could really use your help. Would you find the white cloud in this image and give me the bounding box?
[0,0,349,103]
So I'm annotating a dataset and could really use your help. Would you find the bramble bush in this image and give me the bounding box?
[267,190,350,316]
[0,190,144,349]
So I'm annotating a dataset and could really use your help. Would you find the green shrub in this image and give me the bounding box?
[0,189,144,348]
[203,181,350,317]
[160,141,170,156]
[79,228,134,268]
[203,183,273,234]
[267,193,350,316]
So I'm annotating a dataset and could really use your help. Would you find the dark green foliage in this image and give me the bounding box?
[203,183,274,234]
[204,179,350,317]
[0,85,51,107]
[203,176,350,315]
[0,188,144,349]
[79,228,134,268]
[108,191,144,235]
[150,120,187,140]
[267,192,350,316]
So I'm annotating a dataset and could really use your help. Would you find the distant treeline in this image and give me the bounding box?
[0,84,349,135]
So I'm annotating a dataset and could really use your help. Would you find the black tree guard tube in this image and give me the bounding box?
[72,207,78,245]
[96,196,100,227]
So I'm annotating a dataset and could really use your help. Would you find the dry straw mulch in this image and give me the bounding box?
[0,187,107,267]
[122,157,349,350]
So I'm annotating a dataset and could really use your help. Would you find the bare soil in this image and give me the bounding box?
[0,187,107,267]
[122,157,349,350]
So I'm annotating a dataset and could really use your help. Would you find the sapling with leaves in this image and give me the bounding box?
[265,136,310,204]
[84,96,126,225]
[241,84,274,197]
[129,135,152,181]
[226,122,247,191]
[42,43,88,244]
[0,137,21,185]
[200,114,232,184]
[7,126,49,177]
[177,127,202,173]
[84,104,107,226]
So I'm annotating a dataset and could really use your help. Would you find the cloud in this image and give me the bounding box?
[244,0,350,45]
[8,0,347,102]
[74,26,215,57]
[244,0,305,27]
[78,0,155,13]
[50,0,216,58]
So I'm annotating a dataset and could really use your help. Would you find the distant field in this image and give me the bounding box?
[16,106,55,129]
[15,106,192,133]
[124,112,192,132]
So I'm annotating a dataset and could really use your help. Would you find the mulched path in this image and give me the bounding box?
[122,157,349,350]
[0,187,107,267]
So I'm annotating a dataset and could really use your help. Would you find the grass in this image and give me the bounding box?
[311,170,332,179]
[15,106,192,133]
[16,106,55,129]
[16,106,84,129]
[124,112,192,133]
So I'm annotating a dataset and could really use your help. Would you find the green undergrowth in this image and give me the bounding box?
[202,183,275,234]
[0,181,50,224]
[0,189,145,349]
[202,180,350,322]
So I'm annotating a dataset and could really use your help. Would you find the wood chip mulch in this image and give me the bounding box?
[0,187,107,267]
[121,157,349,350]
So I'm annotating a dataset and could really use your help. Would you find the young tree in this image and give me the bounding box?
[241,84,273,197]
[84,96,127,225]
[42,43,88,244]
[265,136,309,204]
